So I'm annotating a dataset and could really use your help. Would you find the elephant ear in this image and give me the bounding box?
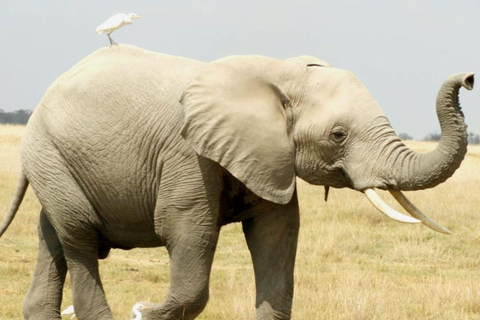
[181,56,296,204]
[285,55,332,68]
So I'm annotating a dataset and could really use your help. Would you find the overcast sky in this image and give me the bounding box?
[2,0,479,139]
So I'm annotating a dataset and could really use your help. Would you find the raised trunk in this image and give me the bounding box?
[392,73,474,190]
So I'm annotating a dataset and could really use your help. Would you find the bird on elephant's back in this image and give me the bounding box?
[0,44,474,320]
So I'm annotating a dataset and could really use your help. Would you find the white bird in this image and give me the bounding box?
[60,302,150,319]
[96,13,142,45]
[61,305,76,319]
[131,303,151,320]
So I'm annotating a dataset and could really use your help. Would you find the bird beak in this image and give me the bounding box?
[134,15,142,19]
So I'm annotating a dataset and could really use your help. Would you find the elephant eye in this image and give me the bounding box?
[331,129,347,143]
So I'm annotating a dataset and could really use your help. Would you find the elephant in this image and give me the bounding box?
[0,44,474,320]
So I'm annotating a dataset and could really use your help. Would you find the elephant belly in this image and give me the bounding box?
[98,215,163,249]
[78,179,162,249]
[76,169,162,249]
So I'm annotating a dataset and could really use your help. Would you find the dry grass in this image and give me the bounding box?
[0,125,479,320]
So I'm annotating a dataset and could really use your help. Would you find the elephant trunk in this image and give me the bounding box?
[361,73,473,234]
[390,72,474,190]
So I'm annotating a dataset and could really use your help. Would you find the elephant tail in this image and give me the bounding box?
[0,172,29,238]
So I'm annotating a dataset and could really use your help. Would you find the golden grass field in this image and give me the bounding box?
[1,124,479,320]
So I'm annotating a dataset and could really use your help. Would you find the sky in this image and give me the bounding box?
[1,0,479,139]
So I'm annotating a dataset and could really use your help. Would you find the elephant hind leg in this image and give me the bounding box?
[62,241,112,320]
[23,210,67,320]
[46,201,113,320]
[28,159,114,319]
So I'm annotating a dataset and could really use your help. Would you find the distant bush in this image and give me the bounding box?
[0,109,32,124]
[469,132,480,145]
[398,133,413,140]
[423,132,441,142]
[423,131,480,144]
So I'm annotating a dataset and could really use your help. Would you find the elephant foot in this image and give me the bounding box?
[130,301,199,320]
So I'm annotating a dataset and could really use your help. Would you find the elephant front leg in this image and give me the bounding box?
[242,195,300,320]
[23,211,67,320]
[140,229,218,320]
[136,230,219,320]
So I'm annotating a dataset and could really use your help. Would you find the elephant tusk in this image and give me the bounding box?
[389,190,452,234]
[363,188,421,224]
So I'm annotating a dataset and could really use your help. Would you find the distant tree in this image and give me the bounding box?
[423,132,441,142]
[422,131,480,144]
[469,132,480,145]
[0,109,32,124]
[398,133,413,140]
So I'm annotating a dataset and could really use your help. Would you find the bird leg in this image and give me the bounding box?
[107,33,117,46]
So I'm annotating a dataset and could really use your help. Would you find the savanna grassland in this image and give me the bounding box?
[1,124,480,320]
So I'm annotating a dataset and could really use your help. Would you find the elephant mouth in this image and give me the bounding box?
[363,188,451,234]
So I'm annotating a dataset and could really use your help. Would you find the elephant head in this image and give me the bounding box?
[181,55,474,234]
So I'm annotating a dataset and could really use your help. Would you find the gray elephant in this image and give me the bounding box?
[0,44,474,320]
